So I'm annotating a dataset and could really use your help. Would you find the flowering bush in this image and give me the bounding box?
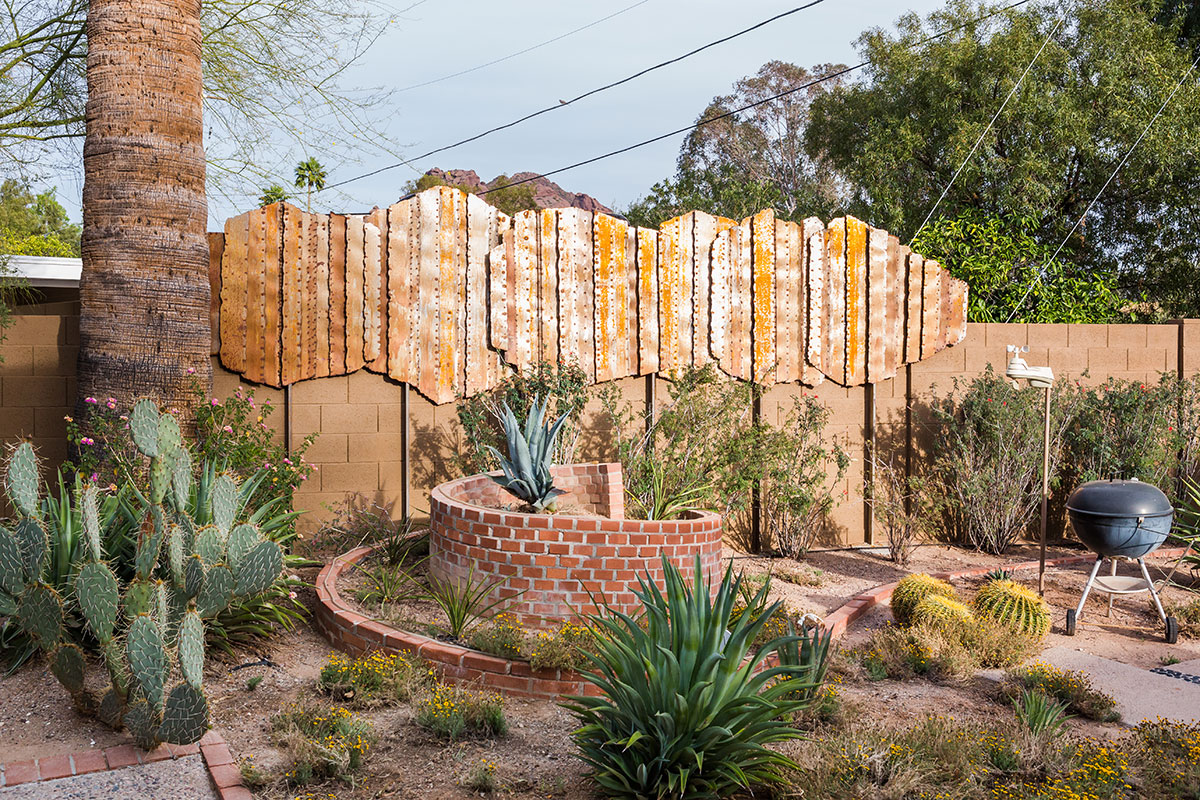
[270,699,374,786]
[317,651,431,705]
[414,681,507,740]
[1010,663,1119,722]
[468,612,528,660]
[527,619,596,672]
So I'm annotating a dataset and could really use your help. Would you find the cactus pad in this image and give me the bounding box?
[81,485,103,562]
[154,580,169,630]
[211,473,237,535]
[911,594,974,629]
[171,448,192,510]
[5,442,40,518]
[158,683,209,745]
[135,512,164,579]
[0,592,14,616]
[197,564,233,618]
[891,573,957,627]
[129,399,160,457]
[0,526,26,596]
[157,413,182,457]
[234,540,282,598]
[50,643,87,694]
[167,524,185,587]
[14,517,48,580]
[184,554,206,599]
[194,526,224,566]
[124,578,157,618]
[123,696,160,750]
[76,561,120,642]
[97,687,123,728]
[127,614,168,711]
[226,524,260,571]
[17,583,63,648]
[102,636,128,697]
[178,611,204,689]
[973,579,1051,639]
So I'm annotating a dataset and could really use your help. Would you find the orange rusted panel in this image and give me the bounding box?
[921,257,942,359]
[844,216,868,386]
[903,250,923,364]
[709,225,732,376]
[465,194,494,396]
[865,225,888,384]
[657,216,684,373]
[434,187,464,403]
[328,214,347,376]
[219,212,249,374]
[883,233,902,380]
[415,190,440,398]
[512,210,538,373]
[801,217,825,387]
[314,212,330,379]
[774,219,797,384]
[593,213,628,381]
[730,219,751,381]
[281,204,302,386]
[625,224,639,375]
[344,214,366,374]
[386,200,412,384]
[568,209,595,381]
[262,204,283,386]
[821,219,845,383]
[636,227,659,375]
[539,210,559,366]
[363,216,383,366]
[692,212,736,368]
[751,210,776,385]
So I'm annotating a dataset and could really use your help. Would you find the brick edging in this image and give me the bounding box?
[820,547,1190,639]
[0,729,251,799]
[314,545,599,698]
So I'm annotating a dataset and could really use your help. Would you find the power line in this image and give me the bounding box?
[910,7,1065,245]
[326,0,833,191]
[393,0,653,94]
[467,0,1034,198]
[1003,47,1200,323]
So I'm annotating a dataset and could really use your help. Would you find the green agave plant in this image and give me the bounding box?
[485,396,569,511]
[564,555,828,799]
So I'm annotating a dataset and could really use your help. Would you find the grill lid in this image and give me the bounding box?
[1066,479,1173,518]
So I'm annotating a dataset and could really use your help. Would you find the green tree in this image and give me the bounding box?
[911,212,1122,323]
[623,165,785,229]
[412,172,539,217]
[293,157,326,212]
[804,0,1200,316]
[258,184,291,208]
[0,0,398,201]
[0,179,80,255]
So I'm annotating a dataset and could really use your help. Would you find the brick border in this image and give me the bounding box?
[428,463,723,627]
[0,729,250,799]
[820,547,1190,639]
[314,544,601,698]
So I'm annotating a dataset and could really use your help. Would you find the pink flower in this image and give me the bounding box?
[288,591,298,600]
[84,397,97,404]
[211,398,219,406]
[222,425,233,434]
[186,366,195,375]
[248,398,255,408]
[263,398,271,405]
[283,458,292,466]
[119,415,128,421]
[81,437,95,446]
[106,399,116,409]
[89,472,99,482]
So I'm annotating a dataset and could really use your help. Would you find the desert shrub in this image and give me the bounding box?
[1010,663,1119,722]
[526,619,596,671]
[317,651,431,705]
[564,557,828,798]
[861,616,1036,682]
[773,563,824,587]
[924,367,1077,554]
[271,699,374,786]
[957,618,1041,669]
[414,681,508,740]
[462,758,499,793]
[1131,719,1200,800]
[869,451,926,566]
[309,494,422,563]
[1164,595,1200,638]
[468,612,527,659]
[891,573,957,626]
[455,361,589,476]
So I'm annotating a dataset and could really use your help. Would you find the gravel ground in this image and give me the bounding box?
[0,755,216,800]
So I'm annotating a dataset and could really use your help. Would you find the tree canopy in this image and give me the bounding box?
[0,178,80,256]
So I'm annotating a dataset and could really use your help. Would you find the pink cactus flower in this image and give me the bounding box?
[84,397,98,404]
[222,425,233,434]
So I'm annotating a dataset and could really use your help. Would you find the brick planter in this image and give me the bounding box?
[428,463,724,627]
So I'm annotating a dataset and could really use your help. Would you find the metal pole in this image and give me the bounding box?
[1039,384,1051,595]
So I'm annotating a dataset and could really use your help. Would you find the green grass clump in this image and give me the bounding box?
[974,578,1051,639]
[1010,663,1119,722]
[414,681,507,741]
[891,573,957,626]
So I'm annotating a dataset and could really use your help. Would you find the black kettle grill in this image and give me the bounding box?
[1064,479,1178,643]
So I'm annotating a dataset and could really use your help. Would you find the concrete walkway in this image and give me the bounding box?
[1040,645,1200,725]
[0,754,218,800]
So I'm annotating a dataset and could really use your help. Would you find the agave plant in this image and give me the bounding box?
[565,556,827,798]
[485,396,569,511]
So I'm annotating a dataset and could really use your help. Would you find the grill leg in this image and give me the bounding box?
[1138,558,1169,625]
[1107,559,1117,617]
[1074,556,1106,625]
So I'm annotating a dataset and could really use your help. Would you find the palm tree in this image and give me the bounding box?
[77,0,211,423]
[258,184,291,207]
[294,157,326,212]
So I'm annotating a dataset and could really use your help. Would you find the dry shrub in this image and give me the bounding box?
[860,617,1038,683]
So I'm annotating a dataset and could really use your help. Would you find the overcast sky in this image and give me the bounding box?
[53,0,950,227]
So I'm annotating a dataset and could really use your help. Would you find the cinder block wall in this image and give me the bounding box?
[0,301,1190,544]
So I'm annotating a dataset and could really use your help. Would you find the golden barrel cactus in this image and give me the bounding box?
[890,573,957,626]
[973,579,1050,639]
[911,595,974,628]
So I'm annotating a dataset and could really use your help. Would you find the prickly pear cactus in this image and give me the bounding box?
[0,403,287,749]
[890,573,957,627]
[973,578,1050,639]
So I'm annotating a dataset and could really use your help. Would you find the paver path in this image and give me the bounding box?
[0,754,218,800]
[1040,645,1200,725]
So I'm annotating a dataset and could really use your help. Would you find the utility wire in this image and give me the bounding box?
[1003,47,1200,323]
[465,0,1034,198]
[909,8,1066,245]
[326,0,833,191]
[394,0,653,93]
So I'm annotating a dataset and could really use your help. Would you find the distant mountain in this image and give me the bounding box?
[420,168,613,215]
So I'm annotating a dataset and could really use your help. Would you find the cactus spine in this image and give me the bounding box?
[973,578,1051,639]
[911,594,974,628]
[890,573,957,627]
[0,402,285,748]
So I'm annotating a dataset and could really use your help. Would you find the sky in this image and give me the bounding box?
[51,0,951,228]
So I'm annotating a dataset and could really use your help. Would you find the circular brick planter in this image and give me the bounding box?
[314,545,599,698]
[428,463,723,628]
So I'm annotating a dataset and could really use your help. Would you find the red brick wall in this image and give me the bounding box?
[428,463,723,627]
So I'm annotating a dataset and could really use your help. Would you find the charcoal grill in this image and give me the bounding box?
[1064,479,1178,643]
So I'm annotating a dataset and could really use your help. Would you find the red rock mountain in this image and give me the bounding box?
[421,168,612,215]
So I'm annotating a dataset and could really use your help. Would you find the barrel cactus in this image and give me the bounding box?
[973,579,1050,639]
[911,595,974,629]
[891,573,957,627]
[0,400,285,749]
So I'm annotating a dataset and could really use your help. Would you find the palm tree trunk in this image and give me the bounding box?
[78,0,211,425]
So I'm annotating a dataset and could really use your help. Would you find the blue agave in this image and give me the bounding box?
[485,396,569,511]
